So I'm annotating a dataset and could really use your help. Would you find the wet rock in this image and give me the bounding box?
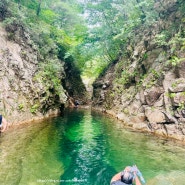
[116,112,129,123]
[132,122,147,130]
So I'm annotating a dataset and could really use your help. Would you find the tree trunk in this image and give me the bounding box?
[36,0,42,16]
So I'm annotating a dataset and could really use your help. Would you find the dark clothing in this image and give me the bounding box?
[121,171,134,184]
[111,170,134,185]
[111,180,132,185]
[0,115,2,126]
[74,100,79,107]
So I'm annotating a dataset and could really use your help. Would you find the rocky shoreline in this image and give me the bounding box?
[92,0,185,144]
[92,106,185,144]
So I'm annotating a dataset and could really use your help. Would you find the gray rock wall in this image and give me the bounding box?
[92,0,185,142]
[0,23,67,125]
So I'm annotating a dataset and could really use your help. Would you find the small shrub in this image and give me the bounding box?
[177,102,185,111]
[143,53,148,60]
[168,56,181,66]
[30,104,39,114]
[154,32,169,47]
[18,103,24,111]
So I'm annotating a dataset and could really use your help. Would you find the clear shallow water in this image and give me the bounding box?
[0,109,185,185]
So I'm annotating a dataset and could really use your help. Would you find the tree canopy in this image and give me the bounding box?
[3,0,159,80]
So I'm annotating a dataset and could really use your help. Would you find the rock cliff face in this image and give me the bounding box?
[93,0,185,142]
[0,21,87,125]
[0,23,67,124]
[0,0,88,126]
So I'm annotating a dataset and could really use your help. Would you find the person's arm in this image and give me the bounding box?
[134,173,142,185]
[1,117,8,132]
[110,172,121,183]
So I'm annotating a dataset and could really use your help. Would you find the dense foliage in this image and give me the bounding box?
[2,0,160,80]
[2,0,184,84]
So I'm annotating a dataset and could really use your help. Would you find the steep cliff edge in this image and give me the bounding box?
[93,0,185,141]
[0,2,87,125]
[0,23,66,124]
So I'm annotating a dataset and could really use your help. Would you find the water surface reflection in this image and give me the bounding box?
[0,109,185,185]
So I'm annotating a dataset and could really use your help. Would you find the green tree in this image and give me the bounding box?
[9,0,158,82]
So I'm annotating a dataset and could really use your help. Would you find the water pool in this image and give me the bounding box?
[0,109,185,185]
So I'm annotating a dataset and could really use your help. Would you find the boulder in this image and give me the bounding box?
[139,89,146,104]
[144,86,164,106]
[171,92,185,106]
[130,113,146,123]
[169,78,185,92]
[163,72,176,113]
[128,100,143,114]
[116,112,129,123]
[145,107,166,124]
[132,122,147,130]
[178,118,185,123]
[142,48,163,70]
[176,60,185,78]
[153,94,164,107]
[163,71,176,90]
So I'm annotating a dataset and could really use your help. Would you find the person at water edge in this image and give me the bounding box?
[74,100,79,107]
[110,166,142,185]
[0,115,8,132]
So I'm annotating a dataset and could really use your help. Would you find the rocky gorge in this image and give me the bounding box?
[0,4,87,126]
[92,0,185,142]
[1,0,185,144]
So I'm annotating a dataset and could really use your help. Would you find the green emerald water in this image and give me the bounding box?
[1,109,185,185]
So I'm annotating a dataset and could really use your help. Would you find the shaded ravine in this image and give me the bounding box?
[0,109,185,185]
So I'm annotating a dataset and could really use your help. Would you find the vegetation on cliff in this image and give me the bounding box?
[1,0,163,80]
[92,0,185,141]
[0,0,88,121]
